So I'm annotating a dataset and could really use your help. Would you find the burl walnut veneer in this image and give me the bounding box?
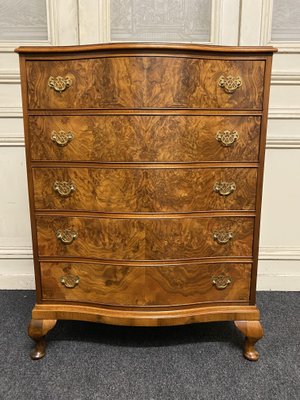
[16,43,276,361]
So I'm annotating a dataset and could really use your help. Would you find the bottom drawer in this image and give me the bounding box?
[40,262,251,307]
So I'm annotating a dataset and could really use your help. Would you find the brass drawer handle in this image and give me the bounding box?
[216,130,239,147]
[212,275,231,290]
[213,231,233,244]
[61,275,80,288]
[218,75,242,94]
[56,229,77,245]
[51,130,74,147]
[214,181,236,196]
[48,75,72,93]
[53,181,75,197]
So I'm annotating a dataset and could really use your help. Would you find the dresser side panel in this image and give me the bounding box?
[18,55,42,302]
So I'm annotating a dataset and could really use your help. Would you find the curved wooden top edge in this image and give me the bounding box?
[15,42,278,54]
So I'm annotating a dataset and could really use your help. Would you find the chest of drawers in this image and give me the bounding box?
[16,43,276,361]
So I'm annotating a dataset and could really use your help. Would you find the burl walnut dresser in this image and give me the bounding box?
[16,43,276,360]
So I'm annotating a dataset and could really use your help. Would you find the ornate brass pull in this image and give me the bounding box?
[212,275,231,290]
[213,231,233,245]
[51,130,74,147]
[214,181,236,196]
[218,75,242,94]
[216,130,239,147]
[48,75,72,93]
[53,181,75,197]
[56,229,77,245]
[61,275,80,288]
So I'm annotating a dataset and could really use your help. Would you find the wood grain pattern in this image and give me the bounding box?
[29,115,261,162]
[28,319,57,360]
[32,167,257,212]
[26,57,265,110]
[234,320,264,361]
[31,304,261,327]
[40,262,252,306]
[16,43,275,359]
[36,216,254,260]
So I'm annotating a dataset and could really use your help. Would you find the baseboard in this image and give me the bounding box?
[0,258,35,289]
[0,274,35,289]
[257,275,300,291]
[256,258,300,291]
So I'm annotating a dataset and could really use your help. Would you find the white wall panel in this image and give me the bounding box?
[50,0,79,45]
[269,85,300,109]
[78,0,110,44]
[0,83,21,108]
[260,149,300,247]
[0,52,19,70]
[0,146,33,288]
[239,0,263,45]
[267,119,300,137]
[238,0,300,291]
[0,259,34,289]
[0,0,79,289]
[0,147,31,246]
[217,0,239,45]
[0,117,23,135]
[257,260,300,290]
[272,53,300,70]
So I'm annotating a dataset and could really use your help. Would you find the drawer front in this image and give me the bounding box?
[33,167,257,212]
[41,262,251,306]
[29,115,261,163]
[26,57,264,110]
[36,216,254,260]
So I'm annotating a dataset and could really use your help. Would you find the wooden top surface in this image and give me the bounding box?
[15,42,277,55]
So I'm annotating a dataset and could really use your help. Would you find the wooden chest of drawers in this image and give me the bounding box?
[16,43,276,361]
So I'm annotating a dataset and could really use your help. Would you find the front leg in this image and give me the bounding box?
[28,319,57,360]
[234,320,264,361]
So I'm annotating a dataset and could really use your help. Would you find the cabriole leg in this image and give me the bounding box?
[234,320,264,361]
[28,319,57,360]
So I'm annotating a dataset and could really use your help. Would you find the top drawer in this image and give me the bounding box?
[26,57,265,110]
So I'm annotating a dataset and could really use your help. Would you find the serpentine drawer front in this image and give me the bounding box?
[32,167,257,212]
[29,115,261,163]
[26,58,265,110]
[16,43,276,361]
[40,262,252,306]
[35,215,254,260]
